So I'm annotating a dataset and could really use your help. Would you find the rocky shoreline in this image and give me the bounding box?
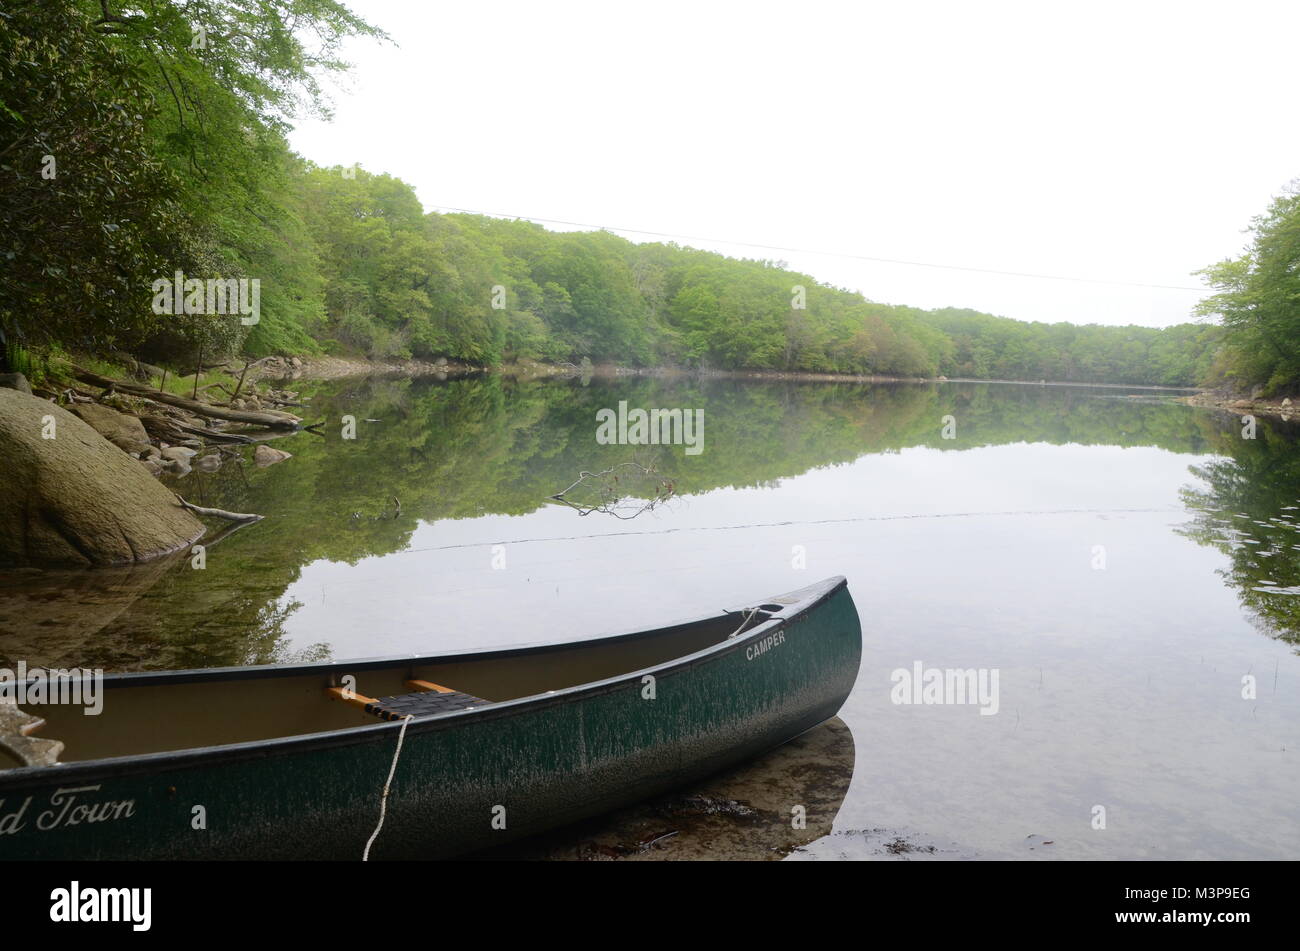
[1178,390,1298,419]
[0,360,304,569]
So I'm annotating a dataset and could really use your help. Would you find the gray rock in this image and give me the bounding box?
[68,402,153,455]
[159,446,197,463]
[0,388,204,567]
[0,372,32,395]
[254,444,292,467]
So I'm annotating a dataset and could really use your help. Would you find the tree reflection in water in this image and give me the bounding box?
[1179,415,1300,649]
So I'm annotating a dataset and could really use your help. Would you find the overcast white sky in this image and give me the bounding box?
[288,0,1300,329]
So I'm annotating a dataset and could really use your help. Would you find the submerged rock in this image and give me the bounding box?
[0,388,205,567]
[254,444,292,467]
[159,446,197,463]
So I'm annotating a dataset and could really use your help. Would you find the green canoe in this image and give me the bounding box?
[0,576,861,860]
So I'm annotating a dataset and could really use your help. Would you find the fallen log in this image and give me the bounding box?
[176,423,254,444]
[140,415,252,445]
[140,415,191,444]
[72,366,301,429]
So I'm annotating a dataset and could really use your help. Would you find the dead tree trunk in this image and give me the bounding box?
[73,366,301,429]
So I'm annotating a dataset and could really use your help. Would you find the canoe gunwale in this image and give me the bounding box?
[0,576,849,791]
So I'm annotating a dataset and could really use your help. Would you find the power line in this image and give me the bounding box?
[392,506,1179,557]
[427,203,1209,293]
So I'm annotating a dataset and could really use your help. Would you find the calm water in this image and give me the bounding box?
[2,377,1298,859]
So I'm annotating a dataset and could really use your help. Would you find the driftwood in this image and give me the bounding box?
[176,494,264,523]
[73,366,301,429]
[176,423,253,444]
[140,415,254,446]
[140,415,191,443]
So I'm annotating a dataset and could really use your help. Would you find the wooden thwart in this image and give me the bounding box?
[326,682,486,721]
[406,679,453,694]
[325,686,375,713]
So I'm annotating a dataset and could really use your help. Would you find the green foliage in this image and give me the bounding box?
[918,309,1222,386]
[1196,182,1300,394]
[81,0,382,363]
[1,0,380,365]
[3,1,1252,387]
[0,1,203,353]
[292,183,1216,383]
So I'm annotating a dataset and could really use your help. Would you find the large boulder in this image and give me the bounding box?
[69,402,152,455]
[0,388,205,567]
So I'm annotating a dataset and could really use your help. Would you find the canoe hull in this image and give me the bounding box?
[0,578,861,859]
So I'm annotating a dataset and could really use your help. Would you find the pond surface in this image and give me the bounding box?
[2,377,1298,859]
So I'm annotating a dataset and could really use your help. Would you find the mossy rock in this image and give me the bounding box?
[0,388,205,567]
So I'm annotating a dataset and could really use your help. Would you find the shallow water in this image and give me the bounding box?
[2,377,1297,859]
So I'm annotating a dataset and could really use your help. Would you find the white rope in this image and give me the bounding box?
[362,714,413,861]
[727,606,762,638]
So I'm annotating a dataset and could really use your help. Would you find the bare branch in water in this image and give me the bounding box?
[175,494,264,523]
[547,463,676,519]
